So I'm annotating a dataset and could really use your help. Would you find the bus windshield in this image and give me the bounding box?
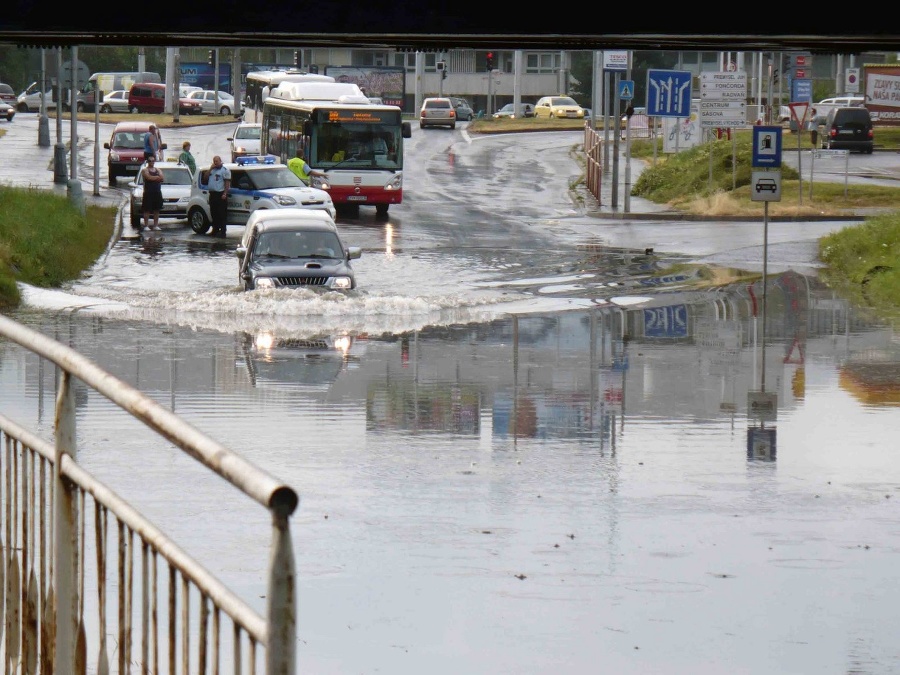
[263,103,403,171]
[313,121,400,170]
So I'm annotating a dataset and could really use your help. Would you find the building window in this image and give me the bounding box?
[525,52,560,74]
[392,52,416,70]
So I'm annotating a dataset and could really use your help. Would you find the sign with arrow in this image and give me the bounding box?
[646,69,692,118]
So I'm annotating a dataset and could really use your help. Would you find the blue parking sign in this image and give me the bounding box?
[645,69,692,117]
[752,126,782,168]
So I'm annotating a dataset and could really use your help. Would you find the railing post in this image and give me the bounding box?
[53,372,78,672]
[266,507,296,675]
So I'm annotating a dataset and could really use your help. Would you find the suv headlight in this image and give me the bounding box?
[255,277,277,289]
[331,276,352,290]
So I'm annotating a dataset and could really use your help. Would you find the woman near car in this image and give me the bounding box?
[139,157,164,232]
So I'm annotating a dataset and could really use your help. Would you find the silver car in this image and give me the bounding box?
[419,97,456,129]
[187,90,242,116]
[99,90,131,114]
[128,162,194,228]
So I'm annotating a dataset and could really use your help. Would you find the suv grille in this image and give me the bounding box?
[278,276,327,287]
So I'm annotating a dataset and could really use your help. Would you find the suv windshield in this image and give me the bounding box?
[254,230,342,259]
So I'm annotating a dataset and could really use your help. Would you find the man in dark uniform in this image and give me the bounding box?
[207,155,231,237]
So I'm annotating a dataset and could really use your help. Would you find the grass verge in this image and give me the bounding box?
[0,185,117,307]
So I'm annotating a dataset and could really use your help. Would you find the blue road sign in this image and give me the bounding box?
[752,126,782,168]
[646,69,692,117]
[618,80,634,100]
[791,77,813,103]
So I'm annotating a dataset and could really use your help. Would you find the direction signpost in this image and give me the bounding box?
[699,71,747,188]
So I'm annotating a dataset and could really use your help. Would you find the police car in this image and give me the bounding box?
[186,155,336,235]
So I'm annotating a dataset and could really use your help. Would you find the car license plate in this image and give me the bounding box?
[347,196,367,202]
[127,165,140,171]
[162,204,178,211]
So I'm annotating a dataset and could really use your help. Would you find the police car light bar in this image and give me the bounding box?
[235,154,279,165]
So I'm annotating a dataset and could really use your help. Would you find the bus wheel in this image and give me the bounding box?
[375,204,389,218]
[189,207,211,234]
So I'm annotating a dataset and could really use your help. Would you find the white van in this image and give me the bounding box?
[16,82,56,112]
[72,72,162,112]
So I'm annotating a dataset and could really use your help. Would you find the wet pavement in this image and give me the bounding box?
[3,113,900,674]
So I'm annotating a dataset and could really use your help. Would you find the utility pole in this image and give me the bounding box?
[213,49,220,116]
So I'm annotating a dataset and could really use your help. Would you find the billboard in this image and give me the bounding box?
[864,65,900,125]
[179,62,233,93]
[324,66,405,108]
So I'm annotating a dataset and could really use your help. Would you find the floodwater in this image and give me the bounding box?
[1,117,900,672]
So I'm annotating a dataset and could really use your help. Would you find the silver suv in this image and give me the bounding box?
[419,97,456,129]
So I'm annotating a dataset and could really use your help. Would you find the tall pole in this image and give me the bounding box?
[38,48,50,147]
[54,48,68,184]
[213,49,221,116]
[69,46,78,180]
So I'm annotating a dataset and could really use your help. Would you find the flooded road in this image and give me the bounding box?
[2,115,899,673]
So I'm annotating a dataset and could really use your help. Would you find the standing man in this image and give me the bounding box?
[143,124,160,161]
[287,148,311,185]
[207,155,231,238]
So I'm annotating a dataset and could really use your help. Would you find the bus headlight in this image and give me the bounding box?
[309,175,330,190]
[384,173,403,190]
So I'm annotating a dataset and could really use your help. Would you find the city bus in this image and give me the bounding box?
[244,70,335,120]
[261,80,412,217]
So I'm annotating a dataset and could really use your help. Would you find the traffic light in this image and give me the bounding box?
[293,50,300,68]
[207,50,215,67]
[485,52,494,72]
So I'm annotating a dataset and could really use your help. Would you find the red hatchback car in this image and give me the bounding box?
[103,121,168,185]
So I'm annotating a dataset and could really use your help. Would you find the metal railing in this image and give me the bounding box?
[583,123,603,204]
[0,313,298,674]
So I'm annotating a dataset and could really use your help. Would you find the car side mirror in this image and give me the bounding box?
[160,143,168,150]
[103,143,110,149]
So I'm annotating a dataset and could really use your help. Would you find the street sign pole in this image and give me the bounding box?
[762,200,768,393]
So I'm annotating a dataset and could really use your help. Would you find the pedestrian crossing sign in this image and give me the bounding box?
[618,80,634,100]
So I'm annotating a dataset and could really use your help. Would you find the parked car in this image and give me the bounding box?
[128,82,203,115]
[235,209,361,291]
[16,82,55,112]
[104,121,167,185]
[0,100,15,122]
[534,96,585,119]
[227,122,262,162]
[99,90,131,114]
[187,90,242,116]
[450,97,474,121]
[419,97,456,129]
[128,162,194,228]
[493,102,534,119]
[187,154,336,235]
[823,106,874,153]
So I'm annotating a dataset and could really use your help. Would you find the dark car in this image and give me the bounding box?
[236,210,361,291]
[449,97,474,121]
[823,106,874,153]
[0,82,16,105]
